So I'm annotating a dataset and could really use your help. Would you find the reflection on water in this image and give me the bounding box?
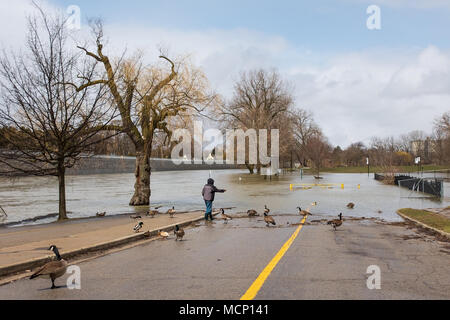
[0,169,449,226]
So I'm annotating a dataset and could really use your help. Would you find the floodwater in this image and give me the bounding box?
[0,169,449,226]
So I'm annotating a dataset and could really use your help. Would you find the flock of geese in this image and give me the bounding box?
[32,205,182,290]
[31,201,355,289]
[96,206,176,219]
[102,201,356,235]
[130,205,185,250]
[241,201,354,229]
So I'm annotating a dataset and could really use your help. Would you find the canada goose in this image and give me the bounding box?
[174,225,185,241]
[130,215,142,219]
[167,206,176,218]
[297,207,312,217]
[327,213,343,231]
[96,212,106,217]
[133,222,144,233]
[143,231,151,238]
[30,245,67,289]
[147,210,158,218]
[247,209,258,217]
[264,212,276,227]
[264,205,270,215]
[159,230,170,239]
[220,208,232,224]
[347,203,355,209]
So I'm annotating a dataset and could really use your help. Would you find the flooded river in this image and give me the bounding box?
[1,169,449,226]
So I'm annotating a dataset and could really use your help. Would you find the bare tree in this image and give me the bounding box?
[76,22,216,205]
[433,112,450,164]
[343,142,366,167]
[369,136,398,167]
[304,133,331,177]
[436,112,450,133]
[272,111,296,169]
[397,134,412,154]
[290,109,320,167]
[221,69,293,174]
[331,146,344,167]
[0,8,116,220]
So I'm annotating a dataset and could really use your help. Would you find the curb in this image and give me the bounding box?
[0,213,216,279]
[396,210,450,240]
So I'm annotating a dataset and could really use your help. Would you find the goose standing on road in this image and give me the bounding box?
[220,208,232,224]
[327,213,343,231]
[174,225,185,241]
[264,212,276,227]
[29,245,67,289]
[297,207,312,217]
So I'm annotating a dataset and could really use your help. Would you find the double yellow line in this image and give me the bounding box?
[240,216,308,300]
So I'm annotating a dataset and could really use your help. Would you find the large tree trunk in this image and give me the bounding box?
[129,145,151,206]
[57,162,68,221]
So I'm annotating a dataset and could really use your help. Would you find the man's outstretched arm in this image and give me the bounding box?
[213,186,226,193]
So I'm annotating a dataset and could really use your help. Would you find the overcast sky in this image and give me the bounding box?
[1,0,449,147]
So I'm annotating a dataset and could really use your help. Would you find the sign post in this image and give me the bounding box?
[367,157,370,177]
[415,157,421,175]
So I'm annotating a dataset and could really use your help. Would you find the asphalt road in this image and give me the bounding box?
[1,214,449,300]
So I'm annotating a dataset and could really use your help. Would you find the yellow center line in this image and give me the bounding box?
[240,216,308,300]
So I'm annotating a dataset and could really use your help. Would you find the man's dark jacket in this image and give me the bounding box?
[202,178,225,201]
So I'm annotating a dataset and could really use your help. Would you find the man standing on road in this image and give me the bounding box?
[202,178,226,221]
